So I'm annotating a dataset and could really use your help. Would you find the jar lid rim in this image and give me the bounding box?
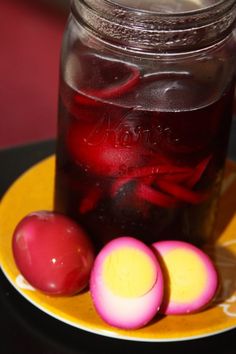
[73,0,236,53]
[103,0,231,17]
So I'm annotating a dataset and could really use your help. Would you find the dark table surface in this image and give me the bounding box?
[0,120,236,354]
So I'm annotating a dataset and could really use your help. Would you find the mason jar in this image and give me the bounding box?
[54,0,236,249]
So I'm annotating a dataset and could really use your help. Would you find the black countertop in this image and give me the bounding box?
[0,125,236,353]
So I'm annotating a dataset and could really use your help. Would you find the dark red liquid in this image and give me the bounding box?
[55,63,234,249]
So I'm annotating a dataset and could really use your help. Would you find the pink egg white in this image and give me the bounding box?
[152,240,219,315]
[90,237,164,329]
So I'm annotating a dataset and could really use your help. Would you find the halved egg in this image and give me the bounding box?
[152,240,218,315]
[90,237,164,329]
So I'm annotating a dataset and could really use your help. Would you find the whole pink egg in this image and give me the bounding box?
[12,211,95,295]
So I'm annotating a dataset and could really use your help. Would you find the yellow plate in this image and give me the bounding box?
[1,156,236,342]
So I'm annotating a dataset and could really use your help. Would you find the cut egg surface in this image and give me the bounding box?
[90,237,164,329]
[152,240,218,315]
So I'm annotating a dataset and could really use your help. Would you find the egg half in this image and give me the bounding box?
[152,240,218,315]
[90,237,164,329]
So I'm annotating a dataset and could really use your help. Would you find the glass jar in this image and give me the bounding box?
[55,0,236,249]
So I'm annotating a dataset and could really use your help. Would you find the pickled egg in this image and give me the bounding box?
[90,237,164,329]
[12,211,95,296]
[152,240,218,314]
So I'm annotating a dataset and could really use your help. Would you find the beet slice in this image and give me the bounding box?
[187,155,212,187]
[136,183,177,208]
[79,186,102,214]
[156,180,209,204]
[75,61,140,105]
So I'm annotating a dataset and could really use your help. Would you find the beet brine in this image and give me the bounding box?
[54,55,234,248]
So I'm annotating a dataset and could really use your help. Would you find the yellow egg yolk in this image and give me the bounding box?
[102,247,157,298]
[163,248,208,303]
